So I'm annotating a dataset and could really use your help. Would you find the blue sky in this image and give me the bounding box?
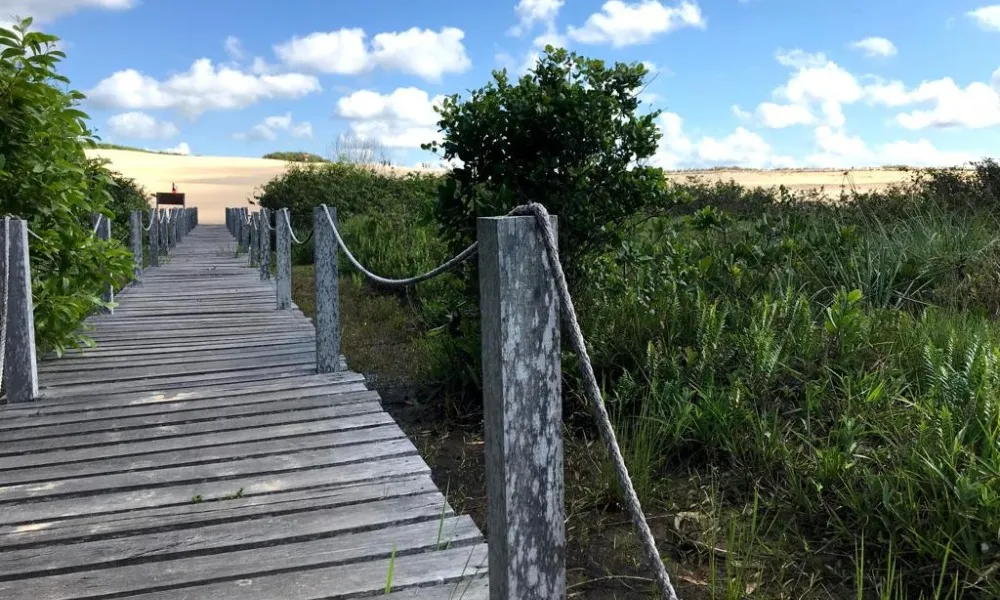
[6,0,1000,168]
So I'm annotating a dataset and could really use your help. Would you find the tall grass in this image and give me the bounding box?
[263,159,1000,596]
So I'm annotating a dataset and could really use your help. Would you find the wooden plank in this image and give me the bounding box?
[0,454,432,525]
[1,424,405,484]
[0,520,485,600]
[0,492,453,579]
[0,401,384,455]
[127,544,489,600]
[0,379,368,429]
[0,412,394,470]
[0,371,365,418]
[1,475,439,546]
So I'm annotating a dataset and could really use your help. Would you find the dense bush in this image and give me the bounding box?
[425,47,668,276]
[0,18,134,354]
[262,151,328,163]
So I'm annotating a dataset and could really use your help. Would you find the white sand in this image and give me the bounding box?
[87,149,925,224]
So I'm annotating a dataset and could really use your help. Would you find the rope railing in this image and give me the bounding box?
[231,202,679,600]
[0,218,10,395]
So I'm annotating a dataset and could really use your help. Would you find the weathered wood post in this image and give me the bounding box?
[92,214,114,313]
[159,209,168,257]
[175,209,183,244]
[170,209,179,247]
[478,214,564,600]
[259,208,271,280]
[249,212,259,267]
[313,206,340,373]
[275,208,292,310]
[2,218,39,403]
[240,209,250,255]
[130,210,143,283]
[149,208,159,267]
[226,208,232,235]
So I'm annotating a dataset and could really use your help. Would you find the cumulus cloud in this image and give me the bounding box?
[510,0,564,36]
[273,29,370,75]
[273,27,471,81]
[106,112,178,139]
[224,36,244,60]
[336,87,444,148]
[650,112,796,169]
[849,36,897,58]
[805,125,975,168]
[87,59,321,119]
[864,76,1000,129]
[968,5,1000,31]
[234,113,313,142]
[0,0,133,24]
[568,0,705,47]
[755,49,862,129]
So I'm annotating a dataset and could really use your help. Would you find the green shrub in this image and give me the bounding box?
[425,47,669,277]
[262,151,328,163]
[0,18,134,354]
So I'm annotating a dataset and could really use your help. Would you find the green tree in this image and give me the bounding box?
[424,46,667,275]
[0,17,134,354]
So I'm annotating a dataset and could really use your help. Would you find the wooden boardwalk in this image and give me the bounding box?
[0,225,488,599]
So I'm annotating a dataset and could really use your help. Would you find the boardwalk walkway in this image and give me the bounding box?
[0,225,488,599]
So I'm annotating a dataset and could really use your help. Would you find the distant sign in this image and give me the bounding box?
[156,192,185,206]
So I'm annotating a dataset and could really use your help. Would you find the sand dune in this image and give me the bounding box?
[87,149,923,224]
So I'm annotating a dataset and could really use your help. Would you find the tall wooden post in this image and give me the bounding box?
[478,214,564,600]
[2,218,39,403]
[149,209,159,267]
[314,206,340,373]
[130,210,143,282]
[259,208,271,280]
[275,208,292,310]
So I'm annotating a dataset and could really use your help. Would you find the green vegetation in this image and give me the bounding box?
[0,18,136,355]
[262,151,329,163]
[245,47,1000,597]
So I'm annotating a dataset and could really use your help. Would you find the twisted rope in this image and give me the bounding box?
[142,210,154,232]
[316,200,679,599]
[281,209,308,245]
[92,214,104,234]
[320,205,477,286]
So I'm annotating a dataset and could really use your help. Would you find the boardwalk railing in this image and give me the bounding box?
[226,204,680,600]
[0,206,198,404]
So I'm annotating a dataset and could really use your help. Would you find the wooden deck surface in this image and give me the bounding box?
[0,225,488,599]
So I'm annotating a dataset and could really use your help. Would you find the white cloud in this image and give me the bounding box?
[731,104,752,121]
[968,5,1000,31]
[371,27,471,81]
[650,112,795,169]
[88,59,321,118]
[865,76,1000,129]
[510,0,564,36]
[157,142,191,156]
[850,36,897,58]
[805,125,976,168]
[106,111,178,139]
[273,29,370,75]
[568,0,705,47]
[0,0,133,24]
[235,113,313,142]
[224,36,244,61]
[336,87,444,148]
[756,102,814,128]
[273,27,471,81]
[757,49,862,129]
